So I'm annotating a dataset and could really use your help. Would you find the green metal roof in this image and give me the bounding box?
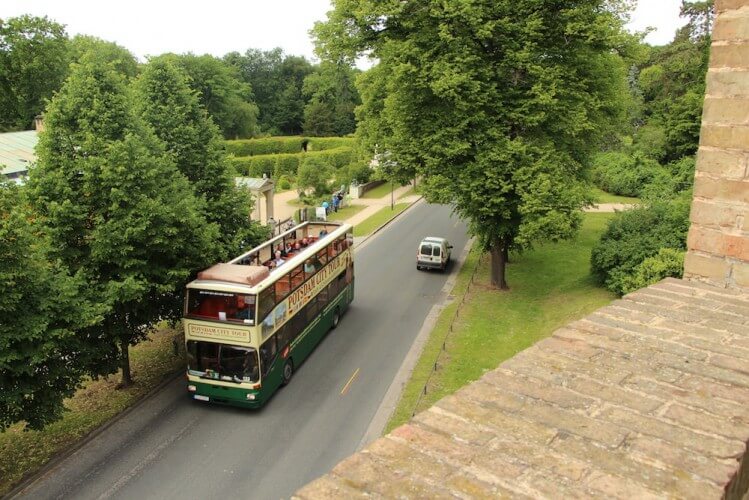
[0,131,38,176]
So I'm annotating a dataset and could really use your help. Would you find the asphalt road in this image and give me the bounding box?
[16,201,469,500]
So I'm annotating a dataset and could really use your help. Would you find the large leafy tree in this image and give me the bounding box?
[68,35,139,79]
[165,53,259,139]
[303,61,360,136]
[28,54,218,386]
[0,15,69,131]
[225,48,314,135]
[0,182,102,430]
[133,57,268,258]
[315,0,630,288]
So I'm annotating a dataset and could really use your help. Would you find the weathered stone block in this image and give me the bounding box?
[700,122,749,149]
[691,199,749,229]
[688,225,749,260]
[695,147,747,178]
[735,261,749,287]
[709,46,749,70]
[713,10,749,41]
[685,251,732,280]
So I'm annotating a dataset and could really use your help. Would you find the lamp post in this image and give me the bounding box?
[390,179,394,210]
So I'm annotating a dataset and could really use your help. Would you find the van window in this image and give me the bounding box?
[420,244,432,256]
[432,245,441,257]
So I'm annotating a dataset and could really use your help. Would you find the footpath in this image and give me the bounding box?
[270,182,422,229]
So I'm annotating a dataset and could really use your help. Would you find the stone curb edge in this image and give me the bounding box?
[356,235,475,450]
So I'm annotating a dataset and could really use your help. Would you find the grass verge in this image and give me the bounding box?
[591,187,640,204]
[0,327,184,496]
[325,204,366,222]
[360,182,394,199]
[353,203,409,237]
[386,213,616,432]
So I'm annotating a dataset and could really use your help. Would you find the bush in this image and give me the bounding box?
[297,155,333,201]
[590,151,663,197]
[619,248,685,294]
[277,175,292,190]
[590,194,691,295]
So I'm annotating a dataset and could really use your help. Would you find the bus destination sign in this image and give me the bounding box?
[188,323,250,342]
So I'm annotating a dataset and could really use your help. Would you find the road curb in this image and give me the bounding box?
[5,369,183,499]
[357,236,475,450]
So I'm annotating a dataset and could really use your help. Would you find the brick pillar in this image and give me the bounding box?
[684,0,749,290]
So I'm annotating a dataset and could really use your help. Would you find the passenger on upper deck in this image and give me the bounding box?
[272,250,285,269]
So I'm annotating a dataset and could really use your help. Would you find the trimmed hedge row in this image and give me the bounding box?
[228,147,354,179]
[226,136,355,157]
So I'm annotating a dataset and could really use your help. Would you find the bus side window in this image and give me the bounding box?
[260,336,277,376]
[316,248,328,266]
[290,264,304,291]
[305,296,319,322]
[259,287,275,322]
[275,271,291,299]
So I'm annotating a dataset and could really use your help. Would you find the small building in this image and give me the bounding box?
[0,130,38,184]
[235,176,275,224]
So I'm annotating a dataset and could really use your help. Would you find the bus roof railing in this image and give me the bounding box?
[228,220,344,266]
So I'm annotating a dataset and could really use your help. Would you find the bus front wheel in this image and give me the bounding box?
[331,307,341,329]
[282,359,294,386]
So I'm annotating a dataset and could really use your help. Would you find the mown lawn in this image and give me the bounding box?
[353,203,409,237]
[0,327,185,496]
[591,187,641,204]
[386,213,617,431]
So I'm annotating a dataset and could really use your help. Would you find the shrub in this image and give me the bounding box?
[619,248,685,294]
[297,155,333,200]
[590,194,691,295]
[277,175,292,190]
[590,151,663,197]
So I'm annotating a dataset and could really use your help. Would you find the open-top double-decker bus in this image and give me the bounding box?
[183,221,354,408]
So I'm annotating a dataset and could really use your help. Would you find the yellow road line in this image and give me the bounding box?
[340,368,360,395]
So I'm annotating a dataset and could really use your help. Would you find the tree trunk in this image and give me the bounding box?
[490,239,509,290]
[120,336,133,388]
[502,246,510,265]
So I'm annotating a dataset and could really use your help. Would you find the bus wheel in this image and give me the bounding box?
[282,359,294,386]
[331,307,341,329]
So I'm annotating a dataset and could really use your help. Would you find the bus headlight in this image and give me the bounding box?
[246,393,256,400]
[187,385,197,392]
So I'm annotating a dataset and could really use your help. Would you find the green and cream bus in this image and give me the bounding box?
[183,221,354,408]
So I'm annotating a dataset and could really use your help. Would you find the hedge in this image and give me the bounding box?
[229,147,355,179]
[225,136,355,157]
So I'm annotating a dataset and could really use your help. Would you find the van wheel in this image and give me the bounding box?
[416,264,421,271]
[331,307,341,329]
[281,359,294,386]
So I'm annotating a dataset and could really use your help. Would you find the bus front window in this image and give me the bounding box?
[187,341,259,383]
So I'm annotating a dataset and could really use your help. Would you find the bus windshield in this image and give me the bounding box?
[185,289,256,324]
[186,341,259,383]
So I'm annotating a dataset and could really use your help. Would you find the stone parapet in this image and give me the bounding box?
[686,0,749,290]
[295,279,749,499]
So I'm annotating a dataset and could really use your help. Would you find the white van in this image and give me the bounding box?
[416,237,453,271]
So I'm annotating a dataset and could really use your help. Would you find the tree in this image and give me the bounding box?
[68,35,139,79]
[303,61,360,136]
[166,53,259,139]
[0,15,69,131]
[297,155,332,202]
[133,57,268,258]
[315,0,631,289]
[0,182,104,430]
[28,54,218,386]
[225,49,314,135]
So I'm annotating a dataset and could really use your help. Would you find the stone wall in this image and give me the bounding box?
[685,0,749,290]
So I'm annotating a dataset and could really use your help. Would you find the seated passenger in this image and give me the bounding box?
[304,259,316,274]
[319,229,328,237]
[294,241,301,251]
[284,242,293,255]
[236,295,255,322]
[301,237,309,247]
[272,250,285,268]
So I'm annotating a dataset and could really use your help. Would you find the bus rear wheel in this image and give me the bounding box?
[331,307,341,329]
[281,359,294,386]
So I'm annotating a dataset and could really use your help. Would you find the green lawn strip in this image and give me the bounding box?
[361,182,395,199]
[386,213,616,432]
[591,187,641,204]
[353,203,409,237]
[0,327,184,496]
[325,204,366,222]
